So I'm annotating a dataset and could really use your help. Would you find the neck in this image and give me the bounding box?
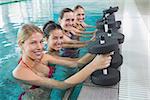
[63,26,73,32]
[48,48,59,55]
[21,55,37,68]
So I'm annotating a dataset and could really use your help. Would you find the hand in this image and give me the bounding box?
[91,53,112,70]
[90,33,96,41]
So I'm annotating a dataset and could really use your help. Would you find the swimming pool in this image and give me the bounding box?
[0,0,109,99]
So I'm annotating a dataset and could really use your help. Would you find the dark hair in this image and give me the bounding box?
[43,21,62,38]
[59,8,74,19]
[74,5,84,10]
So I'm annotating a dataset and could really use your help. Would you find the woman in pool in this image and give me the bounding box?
[74,5,96,30]
[59,8,95,41]
[43,21,99,100]
[12,23,111,100]
[58,8,98,59]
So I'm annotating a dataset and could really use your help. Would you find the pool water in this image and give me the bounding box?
[0,0,109,99]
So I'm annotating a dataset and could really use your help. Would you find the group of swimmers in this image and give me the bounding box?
[12,5,112,100]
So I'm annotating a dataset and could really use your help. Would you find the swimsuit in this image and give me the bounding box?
[50,49,82,100]
[17,58,55,100]
[62,30,80,58]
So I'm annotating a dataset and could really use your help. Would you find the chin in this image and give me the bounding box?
[80,20,84,22]
[36,56,42,60]
[56,47,62,51]
[35,53,43,60]
[55,48,61,51]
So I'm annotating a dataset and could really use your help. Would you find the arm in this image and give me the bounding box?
[62,42,87,48]
[64,54,111,84]
[12,65,71,89]
[50,54,79,62]
[76,53,96,68]
[71,27,96,34]
[63,36,88,44]
[82,22,96,28]
[42,54,77,68]
[85,24,96,28]
[63,40,86,44]
[12,54,111,89]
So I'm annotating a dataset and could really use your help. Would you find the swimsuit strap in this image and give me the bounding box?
[18,57,33,71]
[48,65,55,78]
[18,57,22,64]
[18,85,40,100]
[21,60,32,70]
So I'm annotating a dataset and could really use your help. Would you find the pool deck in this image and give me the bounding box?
[78,77,119,100]
[79,0,150,99]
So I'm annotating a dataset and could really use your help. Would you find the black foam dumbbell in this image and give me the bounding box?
[110,51,123,69]
[96,29,124,44]
[102,6,119,24]
[106,14,116,23]
[88,35,121,86]
[116,21,121,29]
[91,68,120,86]
[103,6,119,15]
[107,29,124,44]
[96,19,105,32]
[95,32,123,69]
[96,17,122,34]
[102,6,122,32]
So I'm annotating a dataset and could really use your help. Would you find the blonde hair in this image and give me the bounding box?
[17,23,43,45]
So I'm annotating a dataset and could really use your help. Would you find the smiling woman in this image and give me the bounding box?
[12,23,111,100]
[74,5,96,29]
[17,24,44,60]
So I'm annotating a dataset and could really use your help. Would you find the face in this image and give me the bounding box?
[75,8,85,22]
[48,29,63,51]
[21,32,44,60]
[60,12,75,28]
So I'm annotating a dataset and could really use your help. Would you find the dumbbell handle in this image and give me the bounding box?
[100,39,108,75]
[104,22,108,32]
[103,69,108,75]
[107,29,112,37]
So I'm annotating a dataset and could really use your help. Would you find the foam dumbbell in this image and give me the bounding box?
[95,32,123,69]
[96,29,124,44]
[88,35,121,86]
[110,51,123,69]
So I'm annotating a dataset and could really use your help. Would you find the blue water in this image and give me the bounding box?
[0,0,109,99]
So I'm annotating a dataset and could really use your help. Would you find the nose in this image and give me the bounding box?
[57,38,62,44]
[37,43,43,50]
[80,15,84,20]
[69,20,73,25]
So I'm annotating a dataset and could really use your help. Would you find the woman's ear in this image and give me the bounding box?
[18,42,24,50]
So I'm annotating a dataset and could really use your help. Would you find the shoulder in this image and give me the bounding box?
[12,64,40,82]
[42,53,58,63]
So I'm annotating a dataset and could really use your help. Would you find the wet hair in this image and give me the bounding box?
[43,20,62,39]
[17,23,43,45]
[59,8,74,19]
[74,5,84,11]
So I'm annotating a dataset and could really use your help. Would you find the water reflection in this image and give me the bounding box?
[0,0,102,99]
[0,1,54,99]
